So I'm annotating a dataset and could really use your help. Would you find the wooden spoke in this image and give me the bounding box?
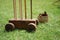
[24,0,27,19]
[13,0,17,19]
[19,0,23,19]
[30,0,32,19]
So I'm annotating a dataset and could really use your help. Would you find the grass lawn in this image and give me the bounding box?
[0,0,60,40]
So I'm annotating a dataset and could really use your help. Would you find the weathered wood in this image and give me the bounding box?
[9,19,37,30]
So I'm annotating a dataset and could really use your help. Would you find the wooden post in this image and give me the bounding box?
[30,0,32,19]
[19,0,23,19]
[24,0,27,19]
[13,0,17,19]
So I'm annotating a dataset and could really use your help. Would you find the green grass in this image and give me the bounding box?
[0,0,60,40]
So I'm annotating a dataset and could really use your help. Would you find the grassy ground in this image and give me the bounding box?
[0,0,60,40]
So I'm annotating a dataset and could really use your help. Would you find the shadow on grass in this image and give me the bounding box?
[52,0,60,9]
[4,28,36,33]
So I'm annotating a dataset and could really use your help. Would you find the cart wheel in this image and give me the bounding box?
[27,23,36,32]
[5,23,15,31]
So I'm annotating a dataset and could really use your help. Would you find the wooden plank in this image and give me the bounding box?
[9,19,36,29]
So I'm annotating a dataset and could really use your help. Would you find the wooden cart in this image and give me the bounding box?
[5,0,38,32]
